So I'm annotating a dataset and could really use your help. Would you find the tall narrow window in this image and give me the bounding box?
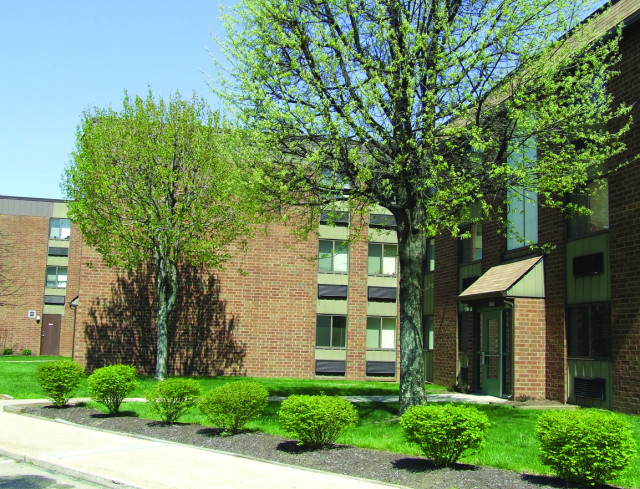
[366,317,396,349]
[46,266,68,288]
[422,315,434,351]
[424,239,435,272]
[368,243,398,275]
[316,315,347,348]
[49,218,71,240]
[567,304,611,358]
[460,223,482,263]
[318,240,349,273]
[507,135,538,250]
[568,179,609,238]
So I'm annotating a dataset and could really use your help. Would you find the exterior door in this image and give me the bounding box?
[478,310,502,397]
[40,314,61,356]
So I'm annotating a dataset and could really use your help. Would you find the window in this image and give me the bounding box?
[366,317,396,349]
[318,240,348,273]
[568,179,609,238]
[316,315,347,348]
[49,218,71,240]
[507,189,538,250]
[460,223,482,263]
[46,266,67,288]
[422,315,434,351]
[368,243,397,275]
[369,213,397,228]
[507,134,538,250]
[424,239,435,272]
[319,211,349,226]
[567,304,611,358]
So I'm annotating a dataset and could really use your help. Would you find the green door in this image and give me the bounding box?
[478,310,502,397]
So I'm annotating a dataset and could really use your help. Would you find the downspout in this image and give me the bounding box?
[503,298,515,399]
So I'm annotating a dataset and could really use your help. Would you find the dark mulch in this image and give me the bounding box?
[24,405,608,489]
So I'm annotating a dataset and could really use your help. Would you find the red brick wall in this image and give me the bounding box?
[607,21,640,415]
[0,215,49,354]
[513,298,546,399]
[433,233,458,386]
[73,222,319,377]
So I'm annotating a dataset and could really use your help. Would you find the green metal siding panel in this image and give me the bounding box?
[566,234,610,304]
[508,260,545,298]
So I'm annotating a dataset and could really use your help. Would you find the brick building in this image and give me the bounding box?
[1,1,639,414]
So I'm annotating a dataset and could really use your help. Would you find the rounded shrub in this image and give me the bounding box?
[399,403,489,467]
[21,349,32,356]
[36,361,85,407]
[87,364,138,414]
[198,381,269,434]
[536,409,636,485]
[278,394,358,448]
[2,348,12,356]
[145,378,201,424]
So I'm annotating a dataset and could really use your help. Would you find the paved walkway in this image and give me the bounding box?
[0,393,506,489]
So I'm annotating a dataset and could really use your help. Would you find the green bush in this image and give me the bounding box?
[145,378,201,424]
[2,348,12,355]
[36,361,85,407]
[198,381,268,434]
[87,364,138,414]
[399,403,490,467]
[536,409,636,485]
[278,394,358,448]
[21,349,32,356]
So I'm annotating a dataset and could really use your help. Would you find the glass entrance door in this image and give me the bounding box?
[478,310,502,396]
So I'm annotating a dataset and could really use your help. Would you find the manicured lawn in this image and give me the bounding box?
[96,400,640,489]
[2,358,638,488]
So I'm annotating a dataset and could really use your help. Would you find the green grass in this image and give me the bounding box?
[2,359,638,488]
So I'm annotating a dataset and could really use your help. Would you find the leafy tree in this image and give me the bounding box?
[63,91,258,380]
[219,0,630,411]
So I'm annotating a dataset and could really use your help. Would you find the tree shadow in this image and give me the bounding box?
[89,410,138,418]
[392,457,478,473]
[520,473,615,488]
[84,265,246,376]
[276,440,350,453]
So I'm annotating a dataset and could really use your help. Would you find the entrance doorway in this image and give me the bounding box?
[40,314,61,356]
[477,310,503,397]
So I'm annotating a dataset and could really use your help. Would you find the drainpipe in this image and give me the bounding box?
[68,296,79,360]
[503,298,515,399]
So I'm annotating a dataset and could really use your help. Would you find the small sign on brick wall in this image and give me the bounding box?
[27,310,36,319]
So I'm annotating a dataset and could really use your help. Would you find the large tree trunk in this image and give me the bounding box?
[395,208,428,413]
[154,253,178,380]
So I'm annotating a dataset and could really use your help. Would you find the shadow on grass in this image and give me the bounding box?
[392,457,478,473]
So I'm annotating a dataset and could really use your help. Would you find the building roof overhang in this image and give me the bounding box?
[459,256,545,302]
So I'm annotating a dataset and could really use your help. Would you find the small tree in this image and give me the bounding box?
[63,91,260,380]
[87,364,138,414]
[36,361,85,407]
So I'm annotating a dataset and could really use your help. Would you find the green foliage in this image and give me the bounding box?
[400,404,490,467]
[63,90,262,381]
[2,348,12,355]
[87,365,138,414]
[21,349,32,356]
[278,395,358,448]
[36,361,84,407]
[220,0,631,412]
[536,409,636,485]
[198,381,269,434]
[145,378,201,424]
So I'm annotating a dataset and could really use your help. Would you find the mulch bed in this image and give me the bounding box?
[24,405,609,489]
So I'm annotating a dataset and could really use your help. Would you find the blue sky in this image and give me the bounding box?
[0,1,229,200]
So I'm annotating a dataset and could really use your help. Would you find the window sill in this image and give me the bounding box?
[566,229,609,243]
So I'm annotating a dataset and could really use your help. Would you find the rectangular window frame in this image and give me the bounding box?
[368,242,398,276]
[459,223,482,264]
[49,218,71,240]
[316,315,347,349]
[46,266,68,288]
[567,179,609,239]
[567,303,611,359]
[318,239,349,273]
[366,316,397,350]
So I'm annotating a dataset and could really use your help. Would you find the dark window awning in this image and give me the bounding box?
[459,256,544,302]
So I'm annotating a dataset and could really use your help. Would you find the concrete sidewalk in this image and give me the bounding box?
[0,393,506,489]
